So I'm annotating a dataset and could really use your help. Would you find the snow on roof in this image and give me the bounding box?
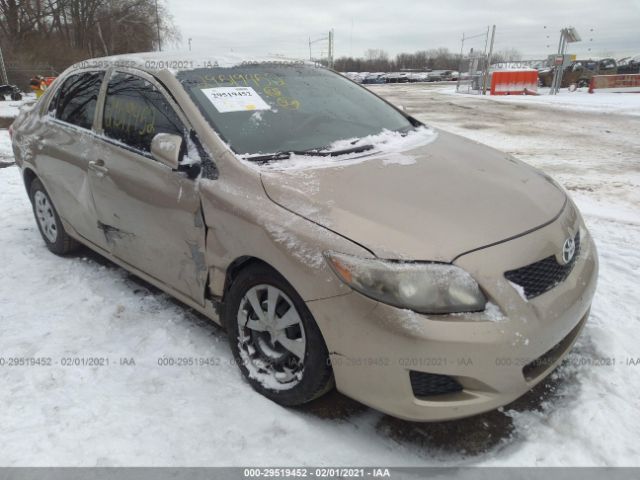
[68,51,313,73]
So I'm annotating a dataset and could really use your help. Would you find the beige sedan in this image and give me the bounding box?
[10,53,598,421]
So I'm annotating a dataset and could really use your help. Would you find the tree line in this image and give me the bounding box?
[0,0,179,86]
[334,47,522,72]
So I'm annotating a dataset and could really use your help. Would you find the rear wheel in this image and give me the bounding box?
[29,178,80,255]
[224,263,334,406]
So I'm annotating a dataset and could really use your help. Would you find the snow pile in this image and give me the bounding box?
[0,130,13,163]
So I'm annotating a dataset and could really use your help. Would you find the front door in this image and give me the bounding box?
[88,71,207,304]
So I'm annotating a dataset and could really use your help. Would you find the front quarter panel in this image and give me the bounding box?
[198,150,369,302]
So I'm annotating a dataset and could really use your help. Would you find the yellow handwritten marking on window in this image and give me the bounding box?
[276,97,300,110]
[196,72,287,90]
[263,86,282,97]
[104,98,156,137]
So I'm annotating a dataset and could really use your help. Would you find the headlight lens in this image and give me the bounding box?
[325,251,486,314]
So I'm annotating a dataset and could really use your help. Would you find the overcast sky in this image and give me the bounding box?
[166,0,640,60]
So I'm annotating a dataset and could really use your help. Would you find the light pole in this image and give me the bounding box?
[549,27,581,95]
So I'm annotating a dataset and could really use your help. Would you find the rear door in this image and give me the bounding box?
[34,71,110,250]
[88,70,207,304]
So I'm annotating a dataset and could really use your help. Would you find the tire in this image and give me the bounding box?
[29,178,80,255]
[224,263,334,406]
[11,93,22,101]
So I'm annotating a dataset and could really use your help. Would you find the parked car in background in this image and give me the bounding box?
[407,72,429,83]
[384,72,410,83]
[539,58,618,88]
[0,84,23,101]
[362,73,386,84]
[617,55,640,74]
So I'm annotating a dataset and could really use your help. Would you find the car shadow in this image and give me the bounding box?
[298,360,580,458]
[71,245,226,339]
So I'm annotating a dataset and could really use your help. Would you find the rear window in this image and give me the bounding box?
[177,64,412,156]
[53,72,104,129]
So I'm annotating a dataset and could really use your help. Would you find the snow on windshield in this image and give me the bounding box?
[246,126,438,171]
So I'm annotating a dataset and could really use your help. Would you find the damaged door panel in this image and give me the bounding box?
[87,71,208,305]
[33,71,109,251]
[88,138,208,305]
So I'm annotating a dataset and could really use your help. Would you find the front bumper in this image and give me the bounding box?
[307,207,598,422]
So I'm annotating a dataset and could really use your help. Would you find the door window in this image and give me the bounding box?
[102,73,185,153]
[52,72,104,129]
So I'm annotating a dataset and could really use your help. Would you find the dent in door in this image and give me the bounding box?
[89,140,208,303]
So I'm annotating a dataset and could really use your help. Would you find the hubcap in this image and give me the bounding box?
[34,191,58,243]
[237,284,306,389]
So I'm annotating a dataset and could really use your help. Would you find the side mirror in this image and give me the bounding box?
[151,133,184,170]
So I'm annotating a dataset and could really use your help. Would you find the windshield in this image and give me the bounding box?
[177,63,413,156]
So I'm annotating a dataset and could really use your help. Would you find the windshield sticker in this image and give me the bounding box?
[200,86,271,113]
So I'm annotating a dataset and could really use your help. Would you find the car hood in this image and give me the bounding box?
[259,130,566,261]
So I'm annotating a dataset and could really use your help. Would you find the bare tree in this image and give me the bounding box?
[0,0,180,86]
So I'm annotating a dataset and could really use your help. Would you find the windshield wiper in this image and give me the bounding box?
[244,144,375,163]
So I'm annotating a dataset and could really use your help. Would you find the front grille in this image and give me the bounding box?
[504,231,581,299]
[409,371,463,397]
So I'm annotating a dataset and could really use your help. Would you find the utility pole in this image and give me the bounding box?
[482,25,496,95]
[309,37,312,61]
[155,0,162,52]
[328,29,334,69]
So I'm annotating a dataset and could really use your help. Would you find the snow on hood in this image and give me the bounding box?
[243,127,438,171]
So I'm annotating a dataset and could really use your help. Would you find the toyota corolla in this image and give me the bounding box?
[10,53,598,421]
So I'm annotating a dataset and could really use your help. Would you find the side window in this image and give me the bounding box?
[102,73,185,154]
[53,72,104,129]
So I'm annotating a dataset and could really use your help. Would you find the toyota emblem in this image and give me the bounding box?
[562,236,576,264]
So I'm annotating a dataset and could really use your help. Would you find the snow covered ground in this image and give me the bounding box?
[1,86,639,466]
[440,85,640,116]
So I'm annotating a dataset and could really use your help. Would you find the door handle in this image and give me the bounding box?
[88,159,109,177]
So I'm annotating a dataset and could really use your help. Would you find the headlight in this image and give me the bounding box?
[324,251,486,314]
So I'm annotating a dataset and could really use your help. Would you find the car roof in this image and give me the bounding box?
[68,51,314,74]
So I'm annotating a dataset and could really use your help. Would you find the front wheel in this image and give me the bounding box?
[224,263,334,406]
